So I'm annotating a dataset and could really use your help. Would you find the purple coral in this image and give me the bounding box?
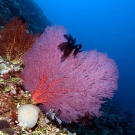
[22,26,119,123]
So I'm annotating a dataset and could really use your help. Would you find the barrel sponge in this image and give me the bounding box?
[18,104,40,128]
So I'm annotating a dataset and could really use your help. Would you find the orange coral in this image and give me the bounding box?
[0,17,37,64]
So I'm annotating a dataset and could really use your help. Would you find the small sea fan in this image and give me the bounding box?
[22,26,119,123]
[0,17,37,64]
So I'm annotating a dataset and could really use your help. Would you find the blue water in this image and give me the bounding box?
[34,0,135,119]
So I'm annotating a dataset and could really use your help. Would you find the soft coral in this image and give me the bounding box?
[22,26,119,123]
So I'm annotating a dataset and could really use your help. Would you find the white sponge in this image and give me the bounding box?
[18,104,40,128]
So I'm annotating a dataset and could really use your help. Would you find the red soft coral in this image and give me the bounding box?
[22,26,119,123]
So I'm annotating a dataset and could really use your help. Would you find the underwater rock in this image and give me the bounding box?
[62,101,135,135]
[0,120,14,135]
[0,0,51,33]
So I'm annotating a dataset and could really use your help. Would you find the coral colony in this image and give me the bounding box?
[22,26,119,123]
[0,17,120,134]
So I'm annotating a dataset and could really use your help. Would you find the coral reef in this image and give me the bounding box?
[0,22,134,134]
[0,56,134,134]
[0,55,76,134]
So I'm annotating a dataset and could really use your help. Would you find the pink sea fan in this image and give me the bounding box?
[22,25,119,123]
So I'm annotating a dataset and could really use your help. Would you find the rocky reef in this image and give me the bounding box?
[63,101,135,135]
[0,0,51,33]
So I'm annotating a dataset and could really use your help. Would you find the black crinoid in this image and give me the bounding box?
[58,34,82,61]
